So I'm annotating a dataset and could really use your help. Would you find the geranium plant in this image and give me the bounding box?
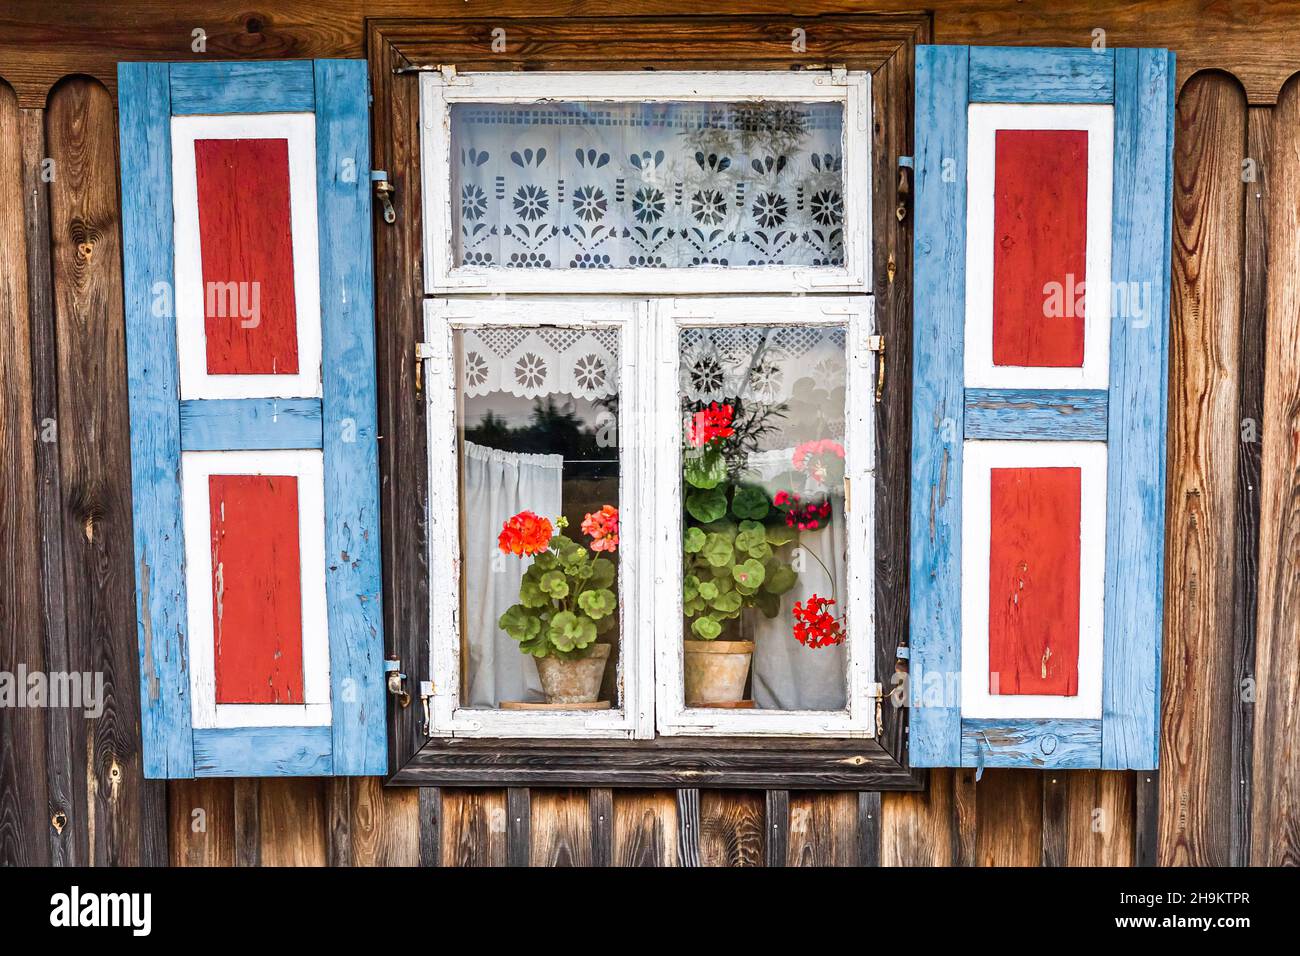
[497,508,619,658]
[681,400,846,648]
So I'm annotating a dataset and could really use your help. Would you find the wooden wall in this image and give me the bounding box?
[2,2,1299,867]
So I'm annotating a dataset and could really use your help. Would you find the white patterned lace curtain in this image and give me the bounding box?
[451,101,846,270]
[680,325,847,407]
[461,326,619,400]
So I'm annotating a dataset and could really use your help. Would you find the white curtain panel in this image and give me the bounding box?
[746,446,849,711]
[462,441,564,707]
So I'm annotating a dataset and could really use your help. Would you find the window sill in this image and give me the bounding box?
[388,736,924,790]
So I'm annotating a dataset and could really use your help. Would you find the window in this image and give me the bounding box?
[422,68,879,742]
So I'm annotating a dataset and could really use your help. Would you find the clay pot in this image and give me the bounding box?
[683,640,754,706]
[535,643,611,704]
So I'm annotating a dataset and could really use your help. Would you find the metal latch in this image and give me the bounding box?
[415,341,441,391]
[419,680,435,736]
[866,334,885,404]
[385,658,410,707]
[372,170,396,224]
[867,681,884,739]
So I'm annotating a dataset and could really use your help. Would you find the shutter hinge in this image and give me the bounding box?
[385,658,410,708]
[866,334,885,403]
[371,170,396,225]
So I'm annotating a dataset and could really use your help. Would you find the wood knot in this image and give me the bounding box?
[51,810,68,834]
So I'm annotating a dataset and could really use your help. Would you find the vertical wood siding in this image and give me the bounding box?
[0,38,1297,866]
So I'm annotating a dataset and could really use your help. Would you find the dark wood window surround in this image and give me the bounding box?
[369,13,929,789]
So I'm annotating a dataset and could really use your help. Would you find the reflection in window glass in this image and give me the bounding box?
[456,327,622,710]
[678,326,848,712]
[451,101,845,270]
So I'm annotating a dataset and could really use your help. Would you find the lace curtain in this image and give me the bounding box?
[451,101,846,270]
[461,326,619,401]
[680,325,847,407]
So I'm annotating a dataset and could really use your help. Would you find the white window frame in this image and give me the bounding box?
[651,296,877,738]
[420,69,872,296]
[424,296,656,739]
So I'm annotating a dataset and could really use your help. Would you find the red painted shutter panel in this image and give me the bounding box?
[209,473,306,704]
[194,137,301,375]
[991,128,1088,368]
[987,466,1082,696]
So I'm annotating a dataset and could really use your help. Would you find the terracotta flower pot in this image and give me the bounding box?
[684,640,754,706]
[535,643,611,704]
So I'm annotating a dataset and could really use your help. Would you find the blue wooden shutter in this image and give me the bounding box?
[118,60,386,777]
[909,47,1174,770]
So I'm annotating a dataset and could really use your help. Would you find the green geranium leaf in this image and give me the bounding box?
[684,449,727,489]
[558,542,588,568]
[697,580,719,601]
[763,563,798,595]
[686,486,728,523]
[765,524,797,546]
[754,590,781,619]
[539,569,570,599]
[711,590,743,614]
[589,557,615,589]
[548,611,596,653]
[701,532,735,568]
[683,526,707,554]
[519,576,549,608]
[499,604,541,642]
[691,616,723,640]
[732,558,766,589]
[577,587,617,620]
[730,484,770,520]
[683,575,699,602]
[531,551,558,571]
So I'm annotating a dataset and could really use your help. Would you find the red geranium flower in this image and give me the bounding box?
[773,489,833,530]
[792,439,846,484]
[498,510,553,557]
[792,594,845,648]
[581,504,619,553]
[687,403,736,448]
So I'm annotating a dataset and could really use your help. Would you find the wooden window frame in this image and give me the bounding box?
[369,12,929,790]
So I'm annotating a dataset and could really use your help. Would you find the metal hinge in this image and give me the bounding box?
[867,681,884,740]
[371,170,396,225]
[419,680,435,736]
[385,658,410,707]
[865,334,886,404]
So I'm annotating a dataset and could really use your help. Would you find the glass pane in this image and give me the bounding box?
[679,325,849,711]
[456,327,622,710]
[451,101,845,270]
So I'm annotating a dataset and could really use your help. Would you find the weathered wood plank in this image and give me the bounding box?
[441,789,507,866]
[788,792,857,867]
[231,779,260,867]
[1102,48,1176,770]
[259,778,327,867]
[506,787,530,866]
[1232,105,1271,868]
[908,43,968,767]
[345,777,419,866]
[0,80,48,868]
[367,34,431,778]
[763,789,788,867]
[857,791,882,866]
[179,397,323,450]
[975,770,1042,866]
[588,787,613,867]
[962,719,1102,770]
[882,769,953,866]
[47,74,167,864]
[968,46,1114,103]
[1159,69,1246,866]
[167,779,234,867]
[675,788,701,867]
[953,768,978,866]
[418,786,441,866]
[1063,770,1135,866]
[22,104,76,867]
[530,789,591,867]
[1135,770,1160,866]
[1251,74,1300,867]
[613,790,677,867]
[192,727,333,777]
[169,60,315,114]
[963,388,1108,441]
[699,791,764,867]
